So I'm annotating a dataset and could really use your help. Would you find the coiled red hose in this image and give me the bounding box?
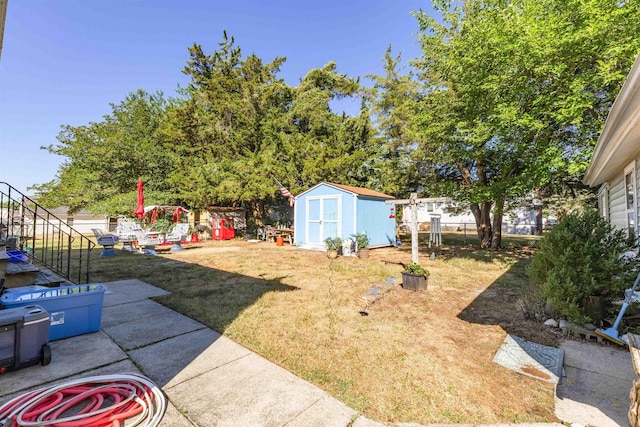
[0,373,166,427]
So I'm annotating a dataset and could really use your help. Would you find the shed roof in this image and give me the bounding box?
[298,182,394,199]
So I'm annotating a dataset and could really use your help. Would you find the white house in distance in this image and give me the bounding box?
[584,53,640,238]
[401,197,539,235]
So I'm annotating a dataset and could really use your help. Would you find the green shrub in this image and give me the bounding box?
[354,233,370,250]
[528,209,638,323]
[324,237,342,251]
[403,263,430,277]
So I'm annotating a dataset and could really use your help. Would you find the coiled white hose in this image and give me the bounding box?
[0,372,166,427]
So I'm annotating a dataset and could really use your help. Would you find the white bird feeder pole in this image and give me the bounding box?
[386,193,429,265]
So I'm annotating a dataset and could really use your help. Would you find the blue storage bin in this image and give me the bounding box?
[6,250,28,263]
[3,285,50,294]
[0,284,106,341]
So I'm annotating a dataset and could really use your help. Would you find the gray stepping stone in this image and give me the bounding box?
[493,334,564,384]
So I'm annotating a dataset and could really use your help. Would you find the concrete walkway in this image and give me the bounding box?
[0,279,633,426]
[556,339,635,427]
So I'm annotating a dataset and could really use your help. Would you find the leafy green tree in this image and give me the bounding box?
[35,33,379,225]
[411,0,640,248]
[367,47,424,197]
[284,63,375,189]
[33,90,174,215]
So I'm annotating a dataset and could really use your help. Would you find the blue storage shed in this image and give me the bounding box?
[294,182,396,250]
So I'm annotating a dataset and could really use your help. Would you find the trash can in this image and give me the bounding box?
[0,305,51,372]
[1,284,106,341]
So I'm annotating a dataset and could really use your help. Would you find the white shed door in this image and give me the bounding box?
[306,196,341,244]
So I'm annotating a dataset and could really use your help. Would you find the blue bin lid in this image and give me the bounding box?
[1,283,105,303]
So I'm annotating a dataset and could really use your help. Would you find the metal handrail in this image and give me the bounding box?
[0,182,95,284]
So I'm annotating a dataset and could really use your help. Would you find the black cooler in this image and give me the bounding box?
[0,305,51,373]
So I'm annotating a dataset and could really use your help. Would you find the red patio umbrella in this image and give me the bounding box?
[134,180,145,220]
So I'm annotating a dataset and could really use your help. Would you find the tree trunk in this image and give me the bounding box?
[471,202,493,249]
[491,198,505,249]
[250,200,267,227]
[535,188,543,235]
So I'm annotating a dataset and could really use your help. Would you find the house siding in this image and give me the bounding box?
[609,174,627,232]
[637,159,640,234]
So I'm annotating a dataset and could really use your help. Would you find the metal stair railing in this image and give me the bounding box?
[0,182,95,284]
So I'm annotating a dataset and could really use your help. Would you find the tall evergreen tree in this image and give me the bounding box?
[367,47,424,197]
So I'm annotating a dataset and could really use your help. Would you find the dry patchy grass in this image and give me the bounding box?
[87,233,558,425]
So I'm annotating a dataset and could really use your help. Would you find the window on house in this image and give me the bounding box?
[67,217,74,227]
[598,184,609,221]
[625,163,637,239]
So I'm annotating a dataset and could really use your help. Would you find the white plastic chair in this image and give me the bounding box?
[92,228,119,257]
[165,223,190,251]
[133,230,161,255]
[116,221,143,252]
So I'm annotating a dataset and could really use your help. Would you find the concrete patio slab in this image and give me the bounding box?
[161,400,197,427]
[556,340,634,427]
[352,416,387,427]
[101,298,178,328]
[284,395,359,427]
[102,278,169,306]
[128,328,252,388]
[0,330,128,397]
[101,301,206,350]
[165,352,331,427]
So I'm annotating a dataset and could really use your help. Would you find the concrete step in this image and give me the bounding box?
[4,261,39,288]
[35,269,73,287]
[3,262,70,289]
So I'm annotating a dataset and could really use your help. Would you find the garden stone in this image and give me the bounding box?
[559,319,567,329]
[584,323,596,331]
[544,318,558,327]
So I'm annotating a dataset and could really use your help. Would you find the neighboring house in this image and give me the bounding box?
[1,205,112,236]
[401,197,539,235]
[584,53,640,239]
[41,207,113,235]
[400,198,476,229]
[294,182,396,250]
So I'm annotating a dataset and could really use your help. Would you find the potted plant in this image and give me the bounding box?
[401,263,429,291]
[324,237,342,259]
[355,233,370,259]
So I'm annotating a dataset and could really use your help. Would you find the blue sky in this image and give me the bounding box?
[0,1,432,195]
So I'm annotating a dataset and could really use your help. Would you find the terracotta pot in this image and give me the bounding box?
[358,248,370,259]
[327,250,338,259]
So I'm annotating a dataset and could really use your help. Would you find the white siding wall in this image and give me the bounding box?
[609,174,627,232]
[32,217,110,236]
[637,160,640,234]
[607,156,640,236]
